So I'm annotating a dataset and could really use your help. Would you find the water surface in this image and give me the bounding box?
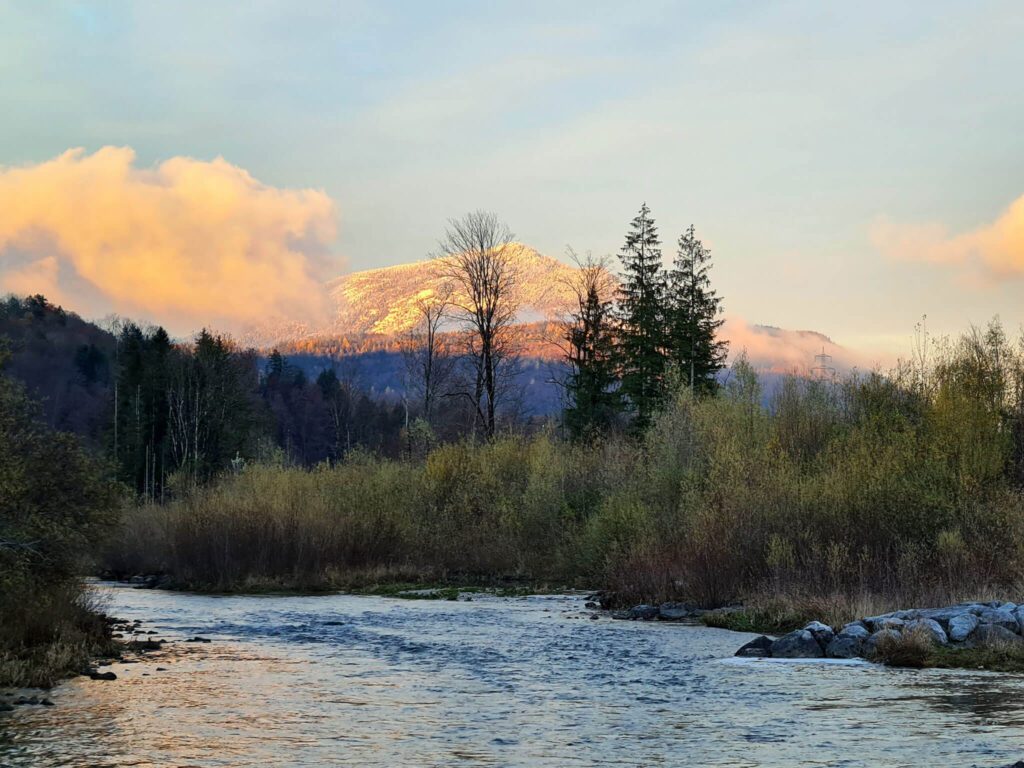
[1,584,1023,767]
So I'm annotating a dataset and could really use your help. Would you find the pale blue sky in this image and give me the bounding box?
[2,1,1023,354]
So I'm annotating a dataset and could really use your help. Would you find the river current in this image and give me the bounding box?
[1,583,1023,767]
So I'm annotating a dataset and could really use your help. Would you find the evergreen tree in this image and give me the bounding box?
[564,253,621,438]
[666,225,728,395]
[616,203,668,428]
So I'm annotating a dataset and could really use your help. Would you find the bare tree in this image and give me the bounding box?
[435,211,522,439]
[401,285,456,424]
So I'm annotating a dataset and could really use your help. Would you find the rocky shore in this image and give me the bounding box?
[732,601,1024,660]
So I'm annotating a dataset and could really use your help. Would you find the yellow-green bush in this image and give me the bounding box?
[107,321,1024,607]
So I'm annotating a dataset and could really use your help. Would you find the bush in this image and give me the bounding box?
[0,348,120,685]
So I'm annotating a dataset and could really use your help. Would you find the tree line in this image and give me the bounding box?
[397,204,728,442]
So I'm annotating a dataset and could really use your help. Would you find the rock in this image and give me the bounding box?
[589,614,599,620]
[185,636,212,643]
[0,701,13,712]
[624,605,660,621]
[1013,606,1024,633]
[584,601,599,610]
[41,699,54,706]
[735,635,773,657]
[89,671,117,680]
[975,607,1018,632]
[864,614,906,633]
[826,634,863,658]
[864,629,902,658]
[657,603,697,621]
[803,621,835,649]
[970,623,1024,648]
[839,622,870,639]
[948,613,979,643]
[611,611,632,620]
[906,618,947,645]
[156,667,168,671]
[770,629,824,658]
[826,624,871,658]
[920,605,976,630]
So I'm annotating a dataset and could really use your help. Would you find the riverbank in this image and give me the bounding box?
[718,599,1024,672]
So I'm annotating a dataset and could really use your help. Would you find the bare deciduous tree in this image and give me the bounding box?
[401,285,456,424]
[435,211,522,438]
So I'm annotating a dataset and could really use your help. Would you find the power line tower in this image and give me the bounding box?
[811,346,836,381]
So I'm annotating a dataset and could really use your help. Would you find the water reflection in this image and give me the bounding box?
[1,585,1023,767]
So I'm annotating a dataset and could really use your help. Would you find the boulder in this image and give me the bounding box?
[864,628,901,658]
[735,635,774,657]
[974,607,1018,632]
[771,629,824,658]
[864,614,906,633]
[826,634,863,659]
[658,602,696,621]
[629,605,660,621]
[948,613,979,643]
[920,605,975,630]
[905,618,947,645]
[840,623,871,639]
[89,671,117,681]
[803,621,835,649]
[826,623,870,658]
[970,623,1024,648]
[1013,605,1024,633]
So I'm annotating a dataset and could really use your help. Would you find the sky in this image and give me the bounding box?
[1,1,1023,359]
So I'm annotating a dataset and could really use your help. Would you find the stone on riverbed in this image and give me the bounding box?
[947,613,979,643]
[735,635,774,657]
[970,623,1024,648]
[905,618,947,646]
[826,624,870,659]
[771,629,824,658]
[803,621,835,648]
[974,607,1018,631]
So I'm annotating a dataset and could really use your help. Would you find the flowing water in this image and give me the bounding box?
[2,583,1024,767]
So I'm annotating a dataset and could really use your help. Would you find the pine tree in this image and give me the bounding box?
[564,254,621,438]
[666,224,728,395]
[616,203,668,428]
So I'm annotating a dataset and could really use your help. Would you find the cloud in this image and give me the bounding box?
[0,147,338,334]
[722,316,872,374]
[872,194,1024,281]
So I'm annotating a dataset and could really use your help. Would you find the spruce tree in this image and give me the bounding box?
[616,203,668,428]
[667,224,728,395]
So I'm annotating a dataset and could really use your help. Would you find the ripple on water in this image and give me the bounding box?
[2,584,1024,767]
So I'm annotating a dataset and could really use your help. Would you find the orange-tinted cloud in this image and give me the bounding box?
[872,194,1024,281]
[0,147,338,334]
[721,316,870,374]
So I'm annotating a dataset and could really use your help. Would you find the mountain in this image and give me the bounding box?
[325,245,578,337]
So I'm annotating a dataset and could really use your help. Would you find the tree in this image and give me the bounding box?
[401,286,456,425]
[435,211,522,439]
[666,224,728,395]
[616,203,668,429]
[167,330,258,486]
[561,251,622,438]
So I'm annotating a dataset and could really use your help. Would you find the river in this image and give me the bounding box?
[1,583,1023,767]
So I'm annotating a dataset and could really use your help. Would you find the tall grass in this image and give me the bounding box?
[108,322,1024,610]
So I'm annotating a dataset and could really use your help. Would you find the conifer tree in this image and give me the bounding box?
[616,203,668,428]
[563,253,621,438]
[666,224,728,395]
